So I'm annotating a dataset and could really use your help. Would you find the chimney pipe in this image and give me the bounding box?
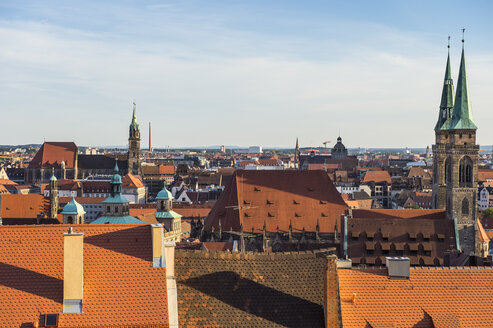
[63,228,84,313]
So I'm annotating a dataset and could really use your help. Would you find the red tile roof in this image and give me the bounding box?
[352,209,446,220]
[206,170,348,233]
[28,142,78,169]
[338,266,493,327]
[478,169,493,182]
[0,179,17,185]
[0,224,169,328]
[362,170,391,183]
[122,173,145,188]
[59,196,105,205]
[0,194,50,219]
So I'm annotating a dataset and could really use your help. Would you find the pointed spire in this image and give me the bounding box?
[435,36,455,131]
[129,101,139,134]
[450,30,477,130]
[114,161,119,173]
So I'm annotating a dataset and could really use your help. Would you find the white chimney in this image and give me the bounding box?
[151,224,165,268]
[63,228,84,313]
[386,257,410,279]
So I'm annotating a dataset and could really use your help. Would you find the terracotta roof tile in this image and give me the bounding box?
[362,170,391,184]
[206,170,348,234]
[352,209,446,220]
[337,266,493,327]
[122,173,145,189]
[28,142,77,169]
[0,194,50,219]
[0,224,168,328]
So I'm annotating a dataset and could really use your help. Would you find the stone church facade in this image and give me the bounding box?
[432,43,478,255]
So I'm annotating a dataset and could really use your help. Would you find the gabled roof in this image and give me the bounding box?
[28,142,77,169]
[206,170,348,233]
[122,173,145,189]
[362,170,391,184]
[338,266,493,327]
[0,194,50,219]
[0,224,168,327]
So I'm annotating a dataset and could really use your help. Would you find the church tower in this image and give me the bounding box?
[432,36,479,255]
[128,102,141,175]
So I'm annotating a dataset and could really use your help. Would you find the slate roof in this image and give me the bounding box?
[175,250,326,327]
[0,224,169,328]
[206,170,348,234]
[28,142,78,169]
[337,266,493,327]
[77,154,128,170]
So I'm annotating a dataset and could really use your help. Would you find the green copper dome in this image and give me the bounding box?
[156,187,173,200]
[61,198,85,215]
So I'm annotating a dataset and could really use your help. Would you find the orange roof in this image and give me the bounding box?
[159,165,175,175]
[206,170,348,233]
[0,194,50,219]
[338,266,493,327]
[0,185,9,194]
[0,179,17,185]
[174,207,211,218]
[477,219,490,243]
[362,170,391,183]
[0,224,168,327]
[122,173,145,188]
[478,169,493,182]
[130,208,156,217]
[353,209,446,220]
[28,142,77,169]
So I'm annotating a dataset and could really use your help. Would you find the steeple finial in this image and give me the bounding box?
[132,101,137,123]
[462,28,465,46]
[114,161,119,173]
[448,35,451,50]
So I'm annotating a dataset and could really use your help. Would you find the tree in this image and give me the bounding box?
[482,208,493,218]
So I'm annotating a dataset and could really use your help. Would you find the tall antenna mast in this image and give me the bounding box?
[149,122,152,153]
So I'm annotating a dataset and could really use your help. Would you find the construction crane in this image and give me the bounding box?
[322,141,331,155]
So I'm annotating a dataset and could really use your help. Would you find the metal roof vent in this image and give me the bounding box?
[386,257,410,280]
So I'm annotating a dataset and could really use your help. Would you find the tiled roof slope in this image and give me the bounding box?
[175,250,326,327]
[361,170,391,184]
[0,224,168,328]
[206,170,348,234]
[122,173,145,188]
[0,194,50,219]
[338,266,493,328]
[352,209,446,220]
[28,142,78,169]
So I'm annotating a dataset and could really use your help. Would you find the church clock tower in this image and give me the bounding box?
[128,102,141,176]
[432,36,478,255]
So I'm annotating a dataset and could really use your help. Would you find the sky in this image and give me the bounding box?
[1,0,493,149]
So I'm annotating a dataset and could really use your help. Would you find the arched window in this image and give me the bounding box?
[462,198,469,215]
[459,156,473,187]
[445,157,452,185]
[67,216,74,224]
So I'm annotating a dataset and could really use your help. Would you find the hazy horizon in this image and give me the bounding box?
[1,1,493,148]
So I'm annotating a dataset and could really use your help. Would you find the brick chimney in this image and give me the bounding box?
[151,224,165,267]
[63,227,84,313]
